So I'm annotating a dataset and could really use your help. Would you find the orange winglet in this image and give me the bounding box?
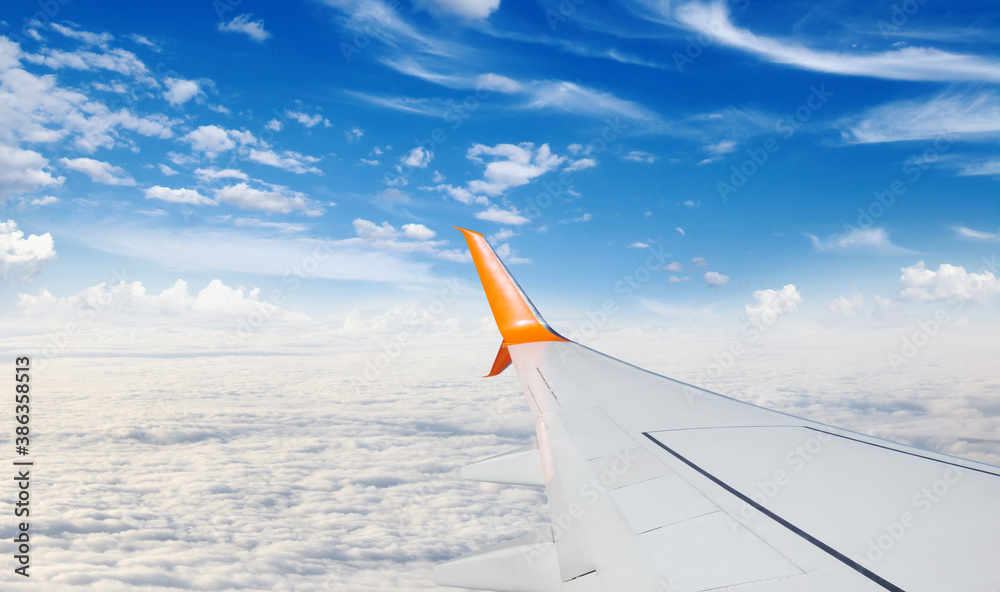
[484,342,512,377]
[456,227,568,348]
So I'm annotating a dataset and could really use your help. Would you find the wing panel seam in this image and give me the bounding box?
[642,432,906,592]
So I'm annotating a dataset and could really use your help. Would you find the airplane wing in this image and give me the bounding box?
[434,228,1000,592]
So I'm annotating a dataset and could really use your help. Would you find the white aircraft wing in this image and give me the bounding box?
[435,228,1000,592]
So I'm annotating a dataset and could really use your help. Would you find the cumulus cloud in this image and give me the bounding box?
[285,110,329,128]
[163,77,200,105]
[744,284,802,326]
[194,167,250,182]
[401,146,433,169]
[0,143,64,199]
[623,150,657,163]
[0,219,56,280]
[663,262,683,272]
[17,278,307,322]
[703,271,729,287]
[827,290,865,318]
[247,148,322,174]
[145,185,215,206]
[182,125,238,156]
[333,218,468,262]
[475,205,530,226]
[463,142,565,198]
[806,227,913,254]
[59,157,135,186]
[0,38,177,152]
[218,14,272,42]
[402,223,436,240]
[897,261,999,303]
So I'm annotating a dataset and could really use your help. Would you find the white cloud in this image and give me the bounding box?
[475,205,530,225]
[401,146,433,168]
[705,139,737,155]
[182,125,237,156]
[623,150,657,163]
[0,143,64,199]
[333,218,468,262]
[494,242,531,264]
[674,2,1000,82]
[194,167,250,182]
[218,14,272,43]
[360,158,380,166]
[402,223,436,240]
[466,142,565,197]
[744,284,802,326]
[684,200,700,207]
[952,226,1000,243]
[285,110,329,128]
[145,185,215,206]
[827,290,865,318]
[631,241,649,248]
[423,0,500,19]
[668,276,691,283]
[215,182,319,215]
[265,119,283,131]
[158,164,178,176]
[50,23,114,47]
[18,278,307,322]
[30,195,58,206]
[676,227,686,236]
[664,262,683,272]
[806,227,913,254]
[703,271,729,287]
[24,46,151,80]
[565,158,596,172]
[163,77,200,105]
[841,91,1000,143]
[0,219,56,280]
[898,261,999,303]
[234,218,307,233]
[247,149,323,174]
[0,40,177,152]
[422,184,488,206]
[488,228,515,242]
[692,256,707,268]
[956,158,1000,177]
[346,127,363,142]
[59,157,135,186]
[431,170,445,182]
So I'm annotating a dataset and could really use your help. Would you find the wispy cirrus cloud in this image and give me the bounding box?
[839,91,1000,144]
[672,1,1000,82]
[805,227,915,255]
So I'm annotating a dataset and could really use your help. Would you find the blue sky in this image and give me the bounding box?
[1,0,998,327]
